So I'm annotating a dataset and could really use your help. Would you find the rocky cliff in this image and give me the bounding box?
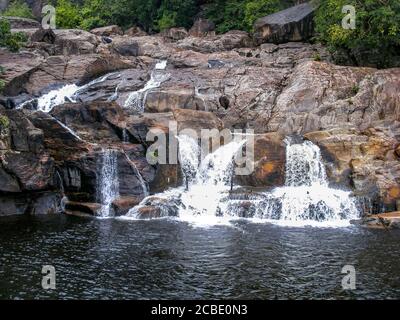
[0,15,399,216]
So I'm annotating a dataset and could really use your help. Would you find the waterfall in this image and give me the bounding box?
[125,135,246,224]
[122,151,149,197]
[124,60,170,113]
[124,136,360,227]
[96,149,120,218]
[17,72,117,113]
[255,139,360,225]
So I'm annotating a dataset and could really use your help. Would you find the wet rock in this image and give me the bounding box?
[351,212,400,230]
[64,201,101,216]
[91,25,123,37]
[236,132,286,187]
[150,164,181,193]
[254,2,315,44]
[135,206,162,219]
[112,196,143,216]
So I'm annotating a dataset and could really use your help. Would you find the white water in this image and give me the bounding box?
[124,60,169,113]
[124,136,360,227]
[122,151,149,197]
[258,139,359,226]
[97,149,120,218]
[18,73,117,113]
[125,135,246,225]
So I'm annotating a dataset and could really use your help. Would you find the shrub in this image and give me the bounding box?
[0,18,27,52]
[314,0,400,68]
[2,0,34,19]
[54,0,83,29]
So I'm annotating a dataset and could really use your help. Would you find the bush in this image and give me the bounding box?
[204,0,297,33]
[54,0,83,29]
[314,0,400,68]
[0,18,27,52]
[2,0,34,19]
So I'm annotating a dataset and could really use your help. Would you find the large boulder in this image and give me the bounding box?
[236,132,286,187]
[254,2,315,44]
[112,37,139,56]
[53,29,100,55]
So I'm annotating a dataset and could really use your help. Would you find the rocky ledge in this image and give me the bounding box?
[0,12,399,217]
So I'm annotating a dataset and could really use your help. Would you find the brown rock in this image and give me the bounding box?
[112,196,143,216]
[91,25,123,37]
[254,2,315,44]
[236,132,286,187]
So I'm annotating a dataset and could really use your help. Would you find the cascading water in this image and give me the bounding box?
[96,149,120,218]
[125,135,246,225]
[124,135,360,227]
[124,60,170,113]
[17,72,117,113]
[253,139,360,226]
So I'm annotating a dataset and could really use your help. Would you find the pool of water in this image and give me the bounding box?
[0,214,399,299]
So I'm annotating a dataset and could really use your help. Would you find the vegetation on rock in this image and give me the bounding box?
[0,18,27,51]
[314,0,400,68]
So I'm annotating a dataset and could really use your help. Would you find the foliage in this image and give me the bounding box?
[0,18,27,52]
[204,0,297,33]
[2,0,34,19]
[0,115,10,131]
[314,0,400,67]
[53,0,83,29]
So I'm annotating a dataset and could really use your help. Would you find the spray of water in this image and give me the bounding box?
[124,136,360,227]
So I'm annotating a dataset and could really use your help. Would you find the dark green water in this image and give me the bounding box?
[0,214,399,299]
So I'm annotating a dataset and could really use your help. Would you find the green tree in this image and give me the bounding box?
[53,0,83,29]
[2,0,34,19]
[314,0,400,67]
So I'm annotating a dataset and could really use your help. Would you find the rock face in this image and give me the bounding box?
[254,2,315,44]
[1,19,400,217]
[0,108,62,216]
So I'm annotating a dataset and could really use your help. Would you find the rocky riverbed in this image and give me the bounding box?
[0,11,399,220]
